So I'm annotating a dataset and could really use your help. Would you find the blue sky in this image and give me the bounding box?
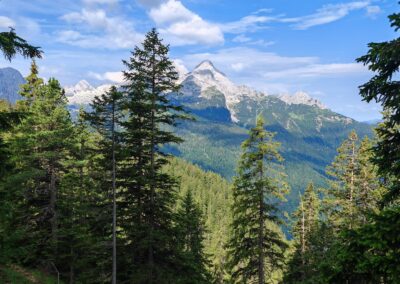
[0,0,397,121]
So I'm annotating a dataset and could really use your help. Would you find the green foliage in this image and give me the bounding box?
[175,191,211,283]
[0,63,77,273]
[116,28,189,283]
[357,9,400,203]
[0,28,42,61]
[227,115,288,284]
[163,157,232,283]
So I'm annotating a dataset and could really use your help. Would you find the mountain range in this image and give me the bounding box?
[0,63,373,211]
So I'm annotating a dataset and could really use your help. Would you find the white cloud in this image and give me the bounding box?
[231,62,244,72]
[366,5,381,18]
[232,34,251,43]
[58,9,143,49]
[221,15,274,34]
[0,16,16,28]
[88,71,124,83]
[282,1,373,30]
[263,63,368,79]
[147,0,223,45]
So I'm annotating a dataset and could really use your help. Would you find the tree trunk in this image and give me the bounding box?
[50,164,58,255]
[148,51,156,283]
[258,159,265,284]
[301,199,306,280]
[112,98,117,284]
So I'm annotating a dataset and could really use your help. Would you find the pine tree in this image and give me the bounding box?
[227,115,288,284]
[0,28,42,61]
[118,28,188,283]
[175,190,211,283]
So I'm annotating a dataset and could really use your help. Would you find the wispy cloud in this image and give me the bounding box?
[220,15,275,34]
[263,63,368,79]
[282,1,373,30]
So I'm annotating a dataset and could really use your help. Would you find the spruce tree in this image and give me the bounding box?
[227,115,288,284]
[119,28,187,283]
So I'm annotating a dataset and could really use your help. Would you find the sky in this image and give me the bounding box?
[0,0,397,121]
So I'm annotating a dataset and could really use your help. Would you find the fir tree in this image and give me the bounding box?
[118,28,187,283]
[227,115,288,284]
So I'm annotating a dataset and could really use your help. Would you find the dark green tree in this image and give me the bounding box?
[357,9,400,203]
[84,86,124,283]
[0,28,42,61]
[118,28,187,283]
[6,73,74,268]
[227,115,288,284]
[175,190,211,283]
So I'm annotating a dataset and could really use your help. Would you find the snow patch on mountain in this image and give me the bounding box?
[279,91,327,109]
[63,61,329,123]
[65,80,114,104]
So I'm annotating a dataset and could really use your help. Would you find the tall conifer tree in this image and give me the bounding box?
[119,28,187,283]
[227,115,288,284]
[7,71,74,267]
[84,86,124,283]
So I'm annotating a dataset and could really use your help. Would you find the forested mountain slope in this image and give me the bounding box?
[2,64,373,212]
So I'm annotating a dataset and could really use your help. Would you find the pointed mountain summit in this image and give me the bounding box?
[192,60,226,76]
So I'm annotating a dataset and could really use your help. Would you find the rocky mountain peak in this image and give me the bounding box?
[279,91,327,109]
[193,60,225,76]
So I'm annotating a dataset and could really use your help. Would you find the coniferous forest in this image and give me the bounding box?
[0,8,399,284]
